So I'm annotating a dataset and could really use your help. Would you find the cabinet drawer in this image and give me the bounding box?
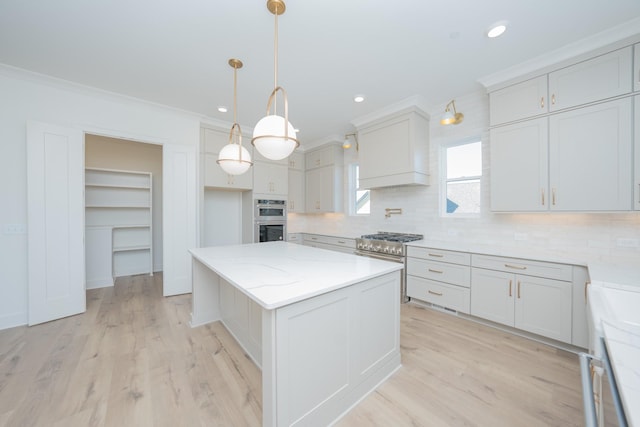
[471,254,572,281]
[303,234,329,244]
[406,246,470,265]
[406,258,470,287]
[325,236,355,249]
[407,276,470,314]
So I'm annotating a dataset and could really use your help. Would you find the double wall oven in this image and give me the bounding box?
[355,232,423,303]
[254,199,286,243]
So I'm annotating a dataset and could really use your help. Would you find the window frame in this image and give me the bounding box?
[440,137,482,218]
[348,162,370,216]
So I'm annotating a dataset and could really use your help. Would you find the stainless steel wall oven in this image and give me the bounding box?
[254,199,287,243]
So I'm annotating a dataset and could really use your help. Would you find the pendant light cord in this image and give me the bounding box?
[273,9,278,116]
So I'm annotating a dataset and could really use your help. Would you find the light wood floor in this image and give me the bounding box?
[0,274,585,426]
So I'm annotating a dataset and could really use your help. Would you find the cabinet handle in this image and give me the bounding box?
[552,188,556,205]
[541,188,545,206]
[428,253,444,258]
[337,240,346,244]
[551,94,556,105]
[504,263,527,270]
[428,290,443,296]
[517,281,521,299]
[509,279,512,297]
[540,97,544,109]
[584,281,591,304]
[428,268,443,274]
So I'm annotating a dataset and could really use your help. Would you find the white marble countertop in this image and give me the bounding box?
[189,241,402,310]
[588,262,640,427]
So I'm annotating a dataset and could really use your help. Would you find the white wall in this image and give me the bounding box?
[288,90,640,265]
[85,134,164,271]
[0,66,201,329]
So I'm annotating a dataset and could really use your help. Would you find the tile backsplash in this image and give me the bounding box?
[289,90,640,266]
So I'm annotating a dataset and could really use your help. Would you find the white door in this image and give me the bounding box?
[27,121,85,325]
[163,143,197,296]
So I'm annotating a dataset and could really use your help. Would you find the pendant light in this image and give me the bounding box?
[217,58,253,175]
[251,0,299,161]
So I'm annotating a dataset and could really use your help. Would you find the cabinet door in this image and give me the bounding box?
[548,47,632,112]
[288,169,305,213]
[635,96,640,210]
[253,161,271,194]
[490,118,549,212]
[514,275,572,343]
[305,168,322,212]
[288,151,304,170]
[489,75,547,126]
[635,43,640,92]
[549,98,632,211]
[470,268,514,327]
[270,163,288,195]
[253,161,287,196]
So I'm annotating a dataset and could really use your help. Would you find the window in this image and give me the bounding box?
[351,164,370,215]
[442,139,481,215]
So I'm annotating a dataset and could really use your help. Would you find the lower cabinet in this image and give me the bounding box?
[406,246,471,313]
[301,234,355,254]
[470,256,572,343]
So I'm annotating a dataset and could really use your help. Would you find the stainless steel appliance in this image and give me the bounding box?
[254,199,287,243]
[355,232,423,303]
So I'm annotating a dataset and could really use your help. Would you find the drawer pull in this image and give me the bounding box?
[337,240,346,244]
[504,263,527,270]
[428,253,444,258]
[428,290,443,296]
[517,281,521,299]
[428,268,443,274]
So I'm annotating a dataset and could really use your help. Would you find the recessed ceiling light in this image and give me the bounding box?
[218,106,228,113]
[487,22,507,38]
[354,95,365,103]
[487,21,507,39]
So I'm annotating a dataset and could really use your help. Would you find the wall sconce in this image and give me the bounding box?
[440,100,464,125]
[343,133,359,151]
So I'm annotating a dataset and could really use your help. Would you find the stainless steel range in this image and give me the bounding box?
[355,232,423,303]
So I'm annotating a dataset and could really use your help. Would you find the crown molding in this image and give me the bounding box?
[0,62,203,120]
[478,17,640,90]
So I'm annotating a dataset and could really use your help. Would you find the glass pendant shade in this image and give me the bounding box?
[253,114,298,161]
[218,143,252,175]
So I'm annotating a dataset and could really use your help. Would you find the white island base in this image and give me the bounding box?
[190,242,402,427]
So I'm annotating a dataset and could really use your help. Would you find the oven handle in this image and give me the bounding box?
[354,250,403,263]
[579,353,598,427]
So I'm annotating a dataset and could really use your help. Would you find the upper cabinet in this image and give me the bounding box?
[253,147,289,197]
[354,106,429,189]
[634,43,640,92]
[548,47,632,112]
[304,144,343,213]
[635,95,640,210]
[202,127,253,191]
[489,43,637,212]
[490,47,633,127]
[288,151,305,213]
[490,76,548,126]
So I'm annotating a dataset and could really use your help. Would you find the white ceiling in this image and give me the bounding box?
[2,0,640,145]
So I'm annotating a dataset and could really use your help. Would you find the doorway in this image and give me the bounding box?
[84,134,163,290]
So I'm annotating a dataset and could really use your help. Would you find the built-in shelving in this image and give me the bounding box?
[85,167,153,287]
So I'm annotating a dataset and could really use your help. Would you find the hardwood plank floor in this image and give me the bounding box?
[0,274,585,426]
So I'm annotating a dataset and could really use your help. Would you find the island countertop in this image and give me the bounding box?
[189,241,403,310]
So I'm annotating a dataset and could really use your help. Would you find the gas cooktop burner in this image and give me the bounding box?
[360,232,423,243]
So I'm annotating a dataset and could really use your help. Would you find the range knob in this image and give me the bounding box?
[397,247,403,256]
[383,246,389,253]
[389,247,396,255]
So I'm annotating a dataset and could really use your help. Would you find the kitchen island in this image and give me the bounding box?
[189,241,403,427]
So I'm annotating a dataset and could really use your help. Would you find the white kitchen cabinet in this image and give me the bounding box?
[355,106,429,189]
[548,47,632,112]
[635,96,640,210]
[489,75,548,126]
[490,118,549,212]
[572,266,590,349]
[287,151,305,213]
[253,161,288,197]
[491,99,632,212]
[549,98,632,211]
[85,168,153,279]
[406,246,471,313]
[202,127,253,191]
[635,43,640,92]
[470,255,572,343]
[304,144,343,213]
